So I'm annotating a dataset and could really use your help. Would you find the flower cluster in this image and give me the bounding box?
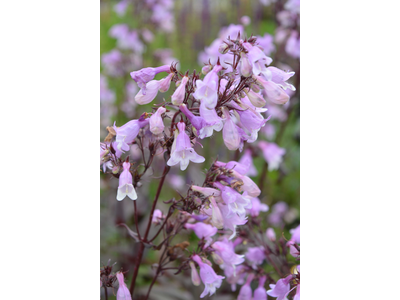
[100,29,299,300]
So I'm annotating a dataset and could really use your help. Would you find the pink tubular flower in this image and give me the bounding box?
[179,104,207,136]
[209,196,224,229]
[247,197,269,217]
[213,182,252,218]
[149,106,166,135]
[238,149,257,176]
[290,224,300,244]
[117,162,137,201]
[237,274,254,300]
[267,66,295,91]
[254,276,267,300]
[192,255,225,298]
[113,116,149,152]
[190,261,201,286]
[191,185,221,197]
[267,275,293,300]
[258,141,286,171]
[171,76,189,106]
[239,52,253,77]
[266,227,276,241]
[158,72,174,93]
[245,88,267,108]
[134,79,161,105]
[167,122,205,171]
[222,107,241,151]
[255,75,290,105]
[130,65,170,94]
[193,65,222,109]
[198,101,224,139]
[212,237,244,271]
[116,272,132,300]
[184,222,217,247]
[246,246,266,268]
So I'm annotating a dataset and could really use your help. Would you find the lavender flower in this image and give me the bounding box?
[149,106,166,135]
[267,275,293,300]
[258,141,286,171]
[116,272,132,300]
[117,162,137,201]
[184,222,217,247]
[193,65,222,109]
[254,276,268,300]
[192,255,225,298]
[167,122,205,171]
[113,116,149,152]
[130,65,170,94]
[171,76,189,106]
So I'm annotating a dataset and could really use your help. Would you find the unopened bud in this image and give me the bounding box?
[202,65,212,75]
[112,166,120,174]
[245,89,267,107]
[159,73,174,93]
[209,196,224,229]
[218,43,229,54]
[250,83,261,93]
[211,252,224,265]
[193,196,202,206]
[239,52,253,77]
[189,262,201,286]
[266,228,276,241]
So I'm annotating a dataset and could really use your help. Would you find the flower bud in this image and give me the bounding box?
[211,252,224,265]
[266,227,276,241]
[202,65,212,75]
[171,76,189,106]
[158,73,174,93]
[189,261,201,286]
[245,89,267,107]
[250,83,261,93]
[209,196,224,229]
[149,106,166,135]
[239,52,253,77]
[218,43,229,54]
[112,165,120,174]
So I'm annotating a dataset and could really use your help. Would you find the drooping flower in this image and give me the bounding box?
[209,196,224,229]
[253,276,267,300]
[149,106,166,135]
[193,65,222,109]
[167,122,205,171]
[130,65,170,94]
[267,275,293,300]
[190,261,201,286]
[171,76,189,106]
[116,272,132,300]
[237,274,254,300]
[222,107,241,151]
[266,228,276,241]
[192,254,225,298]
[238,149,258,176]
[113,115,149,152]
[198,101,224,139]
[212,237,245,271]
[179,104,207,136]
[184,222,217,247]
[247,197,269,217]
[258,141,286,171]
[239,52,253,77]
[213,182,252,218]
[255,74,290,105]
[117,162,137,201]
[246,246,266,268]
[267,67,295,91]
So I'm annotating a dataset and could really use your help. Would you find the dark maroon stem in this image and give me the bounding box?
[129,164,170,296]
